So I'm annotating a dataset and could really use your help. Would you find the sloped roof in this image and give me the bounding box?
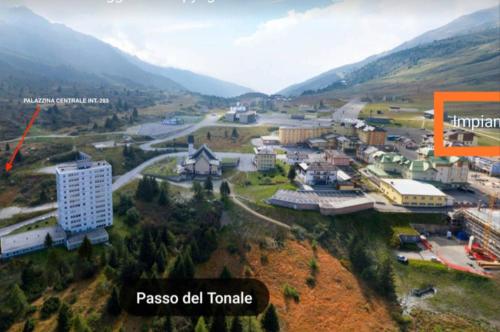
[417,147,434,157]
[191,144,218,161]
[306,162,337,172]
[376,152,407,164]
[408,160,435,172]
[381,178,446,197]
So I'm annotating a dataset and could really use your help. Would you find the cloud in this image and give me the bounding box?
[17,0,500,94]
[234,9,308,46]
[148,21,214,33]
[230,0,499,92]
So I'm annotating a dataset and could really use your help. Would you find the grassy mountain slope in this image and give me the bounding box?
[309,28,500,101]
[0,7,184,92]
[0,6,253,98]
[125,54,253,98]
[279,5,499,96]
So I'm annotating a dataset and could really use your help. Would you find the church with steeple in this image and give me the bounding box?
[180,135,222,177]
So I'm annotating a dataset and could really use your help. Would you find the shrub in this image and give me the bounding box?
[311,239,318,253]
[244,266,253,277]
[125,207,140,226]
[283,283,300,303]
[41,296,61,319]
[309,258,319,275]
[305,276,316,288]
[291,226,306,241]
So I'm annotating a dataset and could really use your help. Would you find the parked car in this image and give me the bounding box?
[412,286,436,297]
[430,256,442,263]
[397,255,409,264]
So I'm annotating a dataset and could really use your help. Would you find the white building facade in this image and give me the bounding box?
[254,147,276,171]
[56,156,113,234]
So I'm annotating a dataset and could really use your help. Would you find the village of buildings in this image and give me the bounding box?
[1,100,499,276]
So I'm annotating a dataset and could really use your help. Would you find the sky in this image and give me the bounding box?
[6,0,499,93]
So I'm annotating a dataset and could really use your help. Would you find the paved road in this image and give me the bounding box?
[0,202,57,220]
[0,131,129,145]
[140,114,220,151]
[0,211,57,237]
[112,151,193,191]
[112,151,255,191]
[138,112,334,151]
[332,98,367,121]
[0,99,362,235]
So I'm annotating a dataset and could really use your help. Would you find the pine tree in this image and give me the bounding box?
[14,150,23,163]
[107,287,122,316]
[261,304,279,332]
[156,247,166,274]
[73,314,91,332]
[140,230,156,270]
[230,317,243,332]
[38,187,48,203]
[204,176,213,193]
[192,182,205,202]
[109,247,119,268]
[287,167,296,182]
[231,128,239,139]
[183,250,195,278]
[378,259,396,300]
[100,250,107,267]
[151,177,159,196]
[44,233,53,248]
[195,317,208,332]
[206,131,212,141]
[210,315,227,332]
[158,188,168,206]
[116,194,133,216]
[78,236,93,261]
[189,240,201,263]
[161,228,176,248]
[22,319,35,332]
[220,266,232,279]
[21,263,44,296]
[122,145,129,157]
[125,207,140,226]
[57,303,72,332]
[163,315,173,332]
[169,254,185,279]
[219,181,231,198]
[136,176,156,201]
[6,284,28,318]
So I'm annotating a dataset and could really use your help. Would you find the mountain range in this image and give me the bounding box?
[0,6,252,98]
[278,5,500,96]
[0,5,498,100]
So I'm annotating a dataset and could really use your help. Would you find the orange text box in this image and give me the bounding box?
[434,91,500,157]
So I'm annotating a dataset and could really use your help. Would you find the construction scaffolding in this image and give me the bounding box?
[454,204,500,260]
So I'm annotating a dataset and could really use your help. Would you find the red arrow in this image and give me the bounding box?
[5,104,41,172]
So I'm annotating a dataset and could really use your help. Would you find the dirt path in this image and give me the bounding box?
[231,195,291,230]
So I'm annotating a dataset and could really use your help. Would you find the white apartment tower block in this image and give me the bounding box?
[56,153,113,234]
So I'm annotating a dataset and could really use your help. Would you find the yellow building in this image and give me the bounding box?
[379,178,448,207]
[278,126,332,145]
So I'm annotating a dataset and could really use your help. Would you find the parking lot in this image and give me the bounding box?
[468,171,500,198]
[396,235,494,276]
[444,188,489,206]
